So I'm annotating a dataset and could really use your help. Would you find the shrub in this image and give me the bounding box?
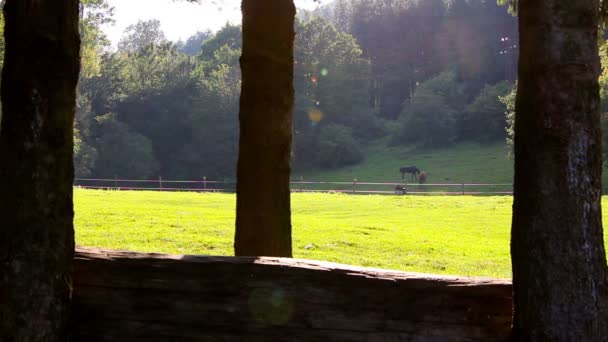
[461,81,512,141]
[391,71,465,147]
[93,117,160,178]
[315,124,364,168]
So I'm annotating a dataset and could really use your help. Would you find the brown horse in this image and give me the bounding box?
[418,171,428,184]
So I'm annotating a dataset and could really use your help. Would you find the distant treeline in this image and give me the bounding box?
[2,0,526,179]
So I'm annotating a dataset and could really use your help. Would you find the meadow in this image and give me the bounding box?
[77,188,528,278]
[297,141,608,189]
[296,141,515,184]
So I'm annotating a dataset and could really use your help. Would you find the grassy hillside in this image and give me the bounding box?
[296,141,514,184]
[296,140,608,192]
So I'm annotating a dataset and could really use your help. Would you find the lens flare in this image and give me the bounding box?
[248,287,294,326]
[308,109,324,123]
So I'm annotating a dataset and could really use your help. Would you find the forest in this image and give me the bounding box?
[3,0,521,180]
[2,0,608,180]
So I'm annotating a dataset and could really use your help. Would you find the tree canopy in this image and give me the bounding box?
[69,0,520,180]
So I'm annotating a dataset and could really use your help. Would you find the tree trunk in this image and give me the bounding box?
[0,0,80,340]
[234,0,295,257]
[511,1,608,340]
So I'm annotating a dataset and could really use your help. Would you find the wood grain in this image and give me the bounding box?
[72,247,512,341]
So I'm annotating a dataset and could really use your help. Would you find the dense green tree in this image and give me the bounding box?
[315,0,517,119]
[70,0,523,180]
[79,0,113,78]
[198,24,242,61]
[315,124,364,168]
[75,0,114,177]
[293,17,377,169]
[74,97,98,177]
[111,43,197,176]
[295,17,371,127]
[118,19,168,53]
[500,81,516,149]
[392,71,465,147]
[77,21,242,180]
[178,30,212,56]
[94,117,159,178]
[173,63,240,179]
[74,126,98,177]
[461,81,512,141]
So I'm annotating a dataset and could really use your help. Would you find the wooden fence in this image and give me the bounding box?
[72,247,513,341]
[74,177,514,195]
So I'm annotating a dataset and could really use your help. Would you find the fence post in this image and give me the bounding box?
[461,183,465,195]
[203,176,207,191]
[114,174,118,189]
[300,176,304,192]
[353,178,357,194]
[159,176,163,191]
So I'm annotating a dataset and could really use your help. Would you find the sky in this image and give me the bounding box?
[104,0,323,45]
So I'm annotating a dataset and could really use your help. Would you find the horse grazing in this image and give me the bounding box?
[400,166,420,180]
[418,171,428,184]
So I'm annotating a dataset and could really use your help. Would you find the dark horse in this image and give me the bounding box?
[400,166,420,180]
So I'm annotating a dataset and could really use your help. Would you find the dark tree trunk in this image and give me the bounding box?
[511,0,608,340]
[0,0,80,340]
[234,0,295,257]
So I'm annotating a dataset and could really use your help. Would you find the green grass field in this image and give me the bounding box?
[74,142,608,278]
[75,188,608,279]
[296,141,515,184]
[296,140,608,188]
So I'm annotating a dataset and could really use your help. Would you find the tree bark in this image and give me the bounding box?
[0,0,80,340]
[512,0,608,340]
[234,0,295,257]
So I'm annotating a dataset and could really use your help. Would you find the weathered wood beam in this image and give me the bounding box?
[72,247,512,341]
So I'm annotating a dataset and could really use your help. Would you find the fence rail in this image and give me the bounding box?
[74,177,514,195]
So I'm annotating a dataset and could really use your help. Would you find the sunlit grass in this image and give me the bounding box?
[75,188,608,278]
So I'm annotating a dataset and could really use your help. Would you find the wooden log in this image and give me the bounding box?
[72,247,512,341]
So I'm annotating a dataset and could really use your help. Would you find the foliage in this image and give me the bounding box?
[173,63,240,179]
[93,117,160,178]
[393,71,465,147]
[71,2,520,179]
[499,82,517,150]
[74,125,98,178]
[316,0,518,118]
[79,0,113,78]
[177,30,212,56]
[197,24,242,61]
[315,124,364,168]
[293,17,377,169]
[118,19,168,53]
[462,81,512,141]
